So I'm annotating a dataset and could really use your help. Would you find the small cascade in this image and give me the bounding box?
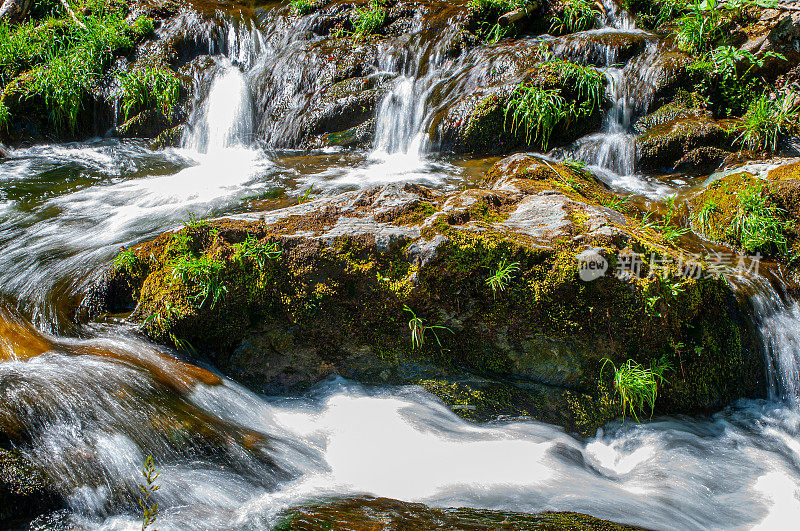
[747,276,800,405]
[184,63,254,153]
[371,75,430,158]
[551,0,671,195]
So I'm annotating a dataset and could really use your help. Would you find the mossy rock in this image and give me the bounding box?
[85,155,765,433]
[688,161,800,260]
[435,61,607,155]
[274,496,646,530]
[637,115,736,172]
[0,448,58,524]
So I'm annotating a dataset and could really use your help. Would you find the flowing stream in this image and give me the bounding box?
[2,2,800,530]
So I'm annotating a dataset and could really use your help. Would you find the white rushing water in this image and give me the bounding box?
[5,346,800,531]
[0,64,271,332]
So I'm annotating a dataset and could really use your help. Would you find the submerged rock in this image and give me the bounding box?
[86,153,765,434]
[274,496,646,530]
[0,447,57,523]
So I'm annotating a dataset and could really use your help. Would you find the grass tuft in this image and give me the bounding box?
[602,357,671,421]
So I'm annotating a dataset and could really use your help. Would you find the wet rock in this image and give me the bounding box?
[436,60,607,154]
[674,146,731,175]
[274,496,646,530]
[86,153,765,434]
[637,115,735,172]
[0,448,58,523]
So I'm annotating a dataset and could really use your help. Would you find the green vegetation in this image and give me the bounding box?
[468,0,535,42]
[639,196,689,243]
[693,200,718,237]
[404,305,452,349]
[688,46,785,117]
[351,0,386,36]
[736,93,800,152]
[550,0,600,34]
[602,357,671,421]
[731,185,789,255]
[504,60,603,149]
[291,0,317,15]
[486,258,519,296]
[139,455,160,531]
[172,254,228,309]
[504,87,567,147]
[232,235,282,269]
[114,248,139,272]
[0,0,156,133]
[298,185,314,204]
[115,66,180,122]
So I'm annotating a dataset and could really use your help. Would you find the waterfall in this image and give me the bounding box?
[748,277,800,404]
[371,76,430,158]
[184,63,254,153]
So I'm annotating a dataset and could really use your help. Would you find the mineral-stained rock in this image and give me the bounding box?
[85,154,765,434]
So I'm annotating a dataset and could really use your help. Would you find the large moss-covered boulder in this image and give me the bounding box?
[274,496,645,530]
[86,153,764,434]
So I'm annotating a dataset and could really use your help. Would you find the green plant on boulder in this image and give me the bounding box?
[731,185,790,255]
[602,357,671,421]
[351,0,386,36]
[550,0,600,35]
[504,60,603,149]
[688,47,785,118]
[0,0,155,133]
[172,254,228,309]
[736,93,799,153]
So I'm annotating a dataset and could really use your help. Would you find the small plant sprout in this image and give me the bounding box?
[601,357,671,422]
[486,258,520,296]
[404,305,452,349]
[298,184,314,204]
[139,455,160,531]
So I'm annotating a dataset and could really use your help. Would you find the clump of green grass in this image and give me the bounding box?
[114,247,139,272]
[730,185,789,255]
[550,0,600,34]
[172,254,227,309]
[115,66,180,122]
[351,0,386,36]
[504,87,568,148]
[232,234,281,269]
[486,258,519,296]
[0,2,154,132]
[139,455,160,531]
[601,357,671,421]
[736,93,799,153]
[693,200,718,237]
[182,213,209,230]
[404,306,453,349]
[291,0,316,15]
[504,60,604,149]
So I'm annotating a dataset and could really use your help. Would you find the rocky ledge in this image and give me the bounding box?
[274,496,645,530]
[85,154,765,435]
